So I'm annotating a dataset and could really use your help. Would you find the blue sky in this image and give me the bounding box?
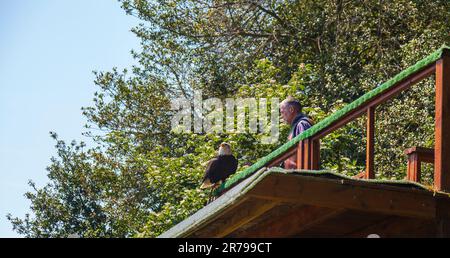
[0,0,140,237]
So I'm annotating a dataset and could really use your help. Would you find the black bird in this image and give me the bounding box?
[201,142,238,189]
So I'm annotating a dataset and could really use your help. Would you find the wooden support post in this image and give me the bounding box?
[311,139,320,170]
[297,139,316,170]
[435,52,450,192]
[303,139,311,170]
[297,140,304,169]
[366,106,375,179]
[404,147,434,183]
[407,154,421,182]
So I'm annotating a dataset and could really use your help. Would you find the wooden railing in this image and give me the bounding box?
[404,147,434,182]
[267,49,450,192]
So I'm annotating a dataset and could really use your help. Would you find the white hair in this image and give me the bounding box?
[218,143,232,156]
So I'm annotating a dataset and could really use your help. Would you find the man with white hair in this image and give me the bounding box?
[279,96,313,169]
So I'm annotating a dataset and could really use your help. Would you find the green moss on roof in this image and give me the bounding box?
[214,45,450,196]
[268,167,433,190]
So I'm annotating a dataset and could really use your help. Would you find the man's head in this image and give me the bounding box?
[280,96,302,125]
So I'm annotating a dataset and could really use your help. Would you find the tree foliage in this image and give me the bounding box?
[8,0,450,237]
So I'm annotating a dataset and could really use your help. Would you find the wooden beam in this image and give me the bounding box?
[297,140,304,169]
[303,139,311,169]
[197,198,279,238]
[347,216,436,238]
[404,147,434,163]
[366,107,375,179]
[311,139,320,170]
[299,210,390,237]
[407,154,421,182]
[233,205,345,238]
[312,64,435,140]
[248,173,437,219]
[435,53,450,192]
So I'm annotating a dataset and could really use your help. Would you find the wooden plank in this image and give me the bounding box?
[303,139,311,170]
[404,146,434,155]
[366,107,375,179]
[195,197,279,238]
[311,139,320,170]
[233,205,345,238]
[347,216,436,238]
[420,155,435,164]
[226,203,297,237]
[407,154,421,182]
[434,53,450,192]
[299,210,390,237]
[404,147,434,164]
[312,64,435,140]
[247,173,437,219]
[297,140,304,169]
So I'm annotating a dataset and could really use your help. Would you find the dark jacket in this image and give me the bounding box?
[288,113,313,140]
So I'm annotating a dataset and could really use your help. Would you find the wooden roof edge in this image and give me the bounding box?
[158,168,450,238]
[247,169,450,220]
[268,168,442,194]
[157,167,269,238]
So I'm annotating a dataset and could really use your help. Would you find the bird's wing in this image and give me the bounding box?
[217,155,238,181]
[201,158,221,189]
[227,155,239,177]
[231,155,238,171]
[202,158,217,182]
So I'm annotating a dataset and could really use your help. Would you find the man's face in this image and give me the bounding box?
[280,103,296,124]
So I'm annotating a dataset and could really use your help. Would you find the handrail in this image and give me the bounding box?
[215,45,450,195]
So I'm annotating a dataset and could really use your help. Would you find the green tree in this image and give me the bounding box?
[8,0,450,237]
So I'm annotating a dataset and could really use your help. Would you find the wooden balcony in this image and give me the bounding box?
[215,45,450,194]
[161,46,450,238]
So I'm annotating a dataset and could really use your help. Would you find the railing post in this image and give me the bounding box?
[297,140,304,169]
[366,106,375,179]
[435,51,450,192]
[296,138,319,170]
[311,139,320,170]
[303,139,311,169]
[407,153,421,182]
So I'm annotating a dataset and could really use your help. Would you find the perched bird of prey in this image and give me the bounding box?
[201,143,238,189]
